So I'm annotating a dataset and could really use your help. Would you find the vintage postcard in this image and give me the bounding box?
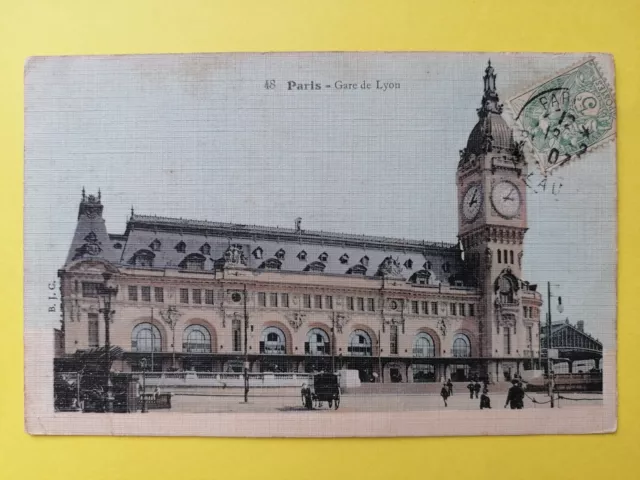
[24,52,617,437]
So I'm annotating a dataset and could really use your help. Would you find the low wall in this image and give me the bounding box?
[136,372,313,388]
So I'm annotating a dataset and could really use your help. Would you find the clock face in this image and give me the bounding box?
[462,183,482,221]
[491,181,521,218]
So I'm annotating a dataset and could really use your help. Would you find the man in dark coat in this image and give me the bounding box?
[480,386,491,409]
[446,379,453,396]
[504,379,525,409]
[473,381,481,399]
[440,383,450,408]
[467,381,475,399]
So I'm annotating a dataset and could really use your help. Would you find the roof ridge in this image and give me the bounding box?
[129,213,458,250]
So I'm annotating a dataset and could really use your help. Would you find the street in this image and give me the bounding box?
[168,391,603,414]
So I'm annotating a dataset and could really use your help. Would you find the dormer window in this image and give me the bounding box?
[149,239,161,251]
[129,250,155,268]
[180,253,206,271]
[339,253,349,264]
[175,241,186,253]
[424,261,432,270]
[409,270,431,285]
[200,243,211,256]
[275,248,286,260]
[297,250,307,261]
[347,264,367,275]
[304,261,326,273]
[258,258,281,270]
[360,256,370,267]
[318,252,328,262]
[253,247,264,259]
[404,259,413,269]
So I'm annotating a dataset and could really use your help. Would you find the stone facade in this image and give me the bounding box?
[55,62,542,383]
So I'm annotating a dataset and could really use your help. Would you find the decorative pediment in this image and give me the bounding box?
[175,241,186,253]
[149,239,161,251]
[318,252,328,262]
[297,250,307,261]
[275,248,286,260]
[339,253,349,264]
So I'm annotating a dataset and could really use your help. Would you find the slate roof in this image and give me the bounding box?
[66,200,466,284]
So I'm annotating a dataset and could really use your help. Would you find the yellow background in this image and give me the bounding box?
[1,1,636,478]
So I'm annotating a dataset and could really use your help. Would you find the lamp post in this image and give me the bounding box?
[243,283,249,403]
[546,282,563,408]
[99,271,118,413]
[140,357,148,413]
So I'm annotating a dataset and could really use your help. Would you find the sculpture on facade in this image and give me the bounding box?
[377,256,404,278]
[286,313,305,332]
[223,244,247,266]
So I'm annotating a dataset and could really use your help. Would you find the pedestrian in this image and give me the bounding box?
[504,379,525,409]
[446,378,453,396]
[153,386,160,401]
[467,381,475,399]
[440,383,450,408]
[480,386,492,409]
[473,381,481,399]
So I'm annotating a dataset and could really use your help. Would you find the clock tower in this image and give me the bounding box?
[457,61,529,376]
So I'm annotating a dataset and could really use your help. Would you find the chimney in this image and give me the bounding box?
[577,321,584,332]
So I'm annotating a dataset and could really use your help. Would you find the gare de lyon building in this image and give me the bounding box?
[55,63,543,384]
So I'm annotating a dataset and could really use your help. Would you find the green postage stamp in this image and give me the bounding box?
[509,57,616,175]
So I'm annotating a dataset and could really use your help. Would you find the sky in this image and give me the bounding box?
[24,52,616,349]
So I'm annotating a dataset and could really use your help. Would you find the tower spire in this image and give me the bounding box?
[479,59,502,115]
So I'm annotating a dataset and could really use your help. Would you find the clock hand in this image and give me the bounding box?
[503,188,516,201]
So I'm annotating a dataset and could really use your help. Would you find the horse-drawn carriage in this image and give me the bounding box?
[301,373,341,410]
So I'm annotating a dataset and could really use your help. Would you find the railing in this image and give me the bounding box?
[130,371,313,387]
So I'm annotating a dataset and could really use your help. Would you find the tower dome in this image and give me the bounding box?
[463,61,515,157]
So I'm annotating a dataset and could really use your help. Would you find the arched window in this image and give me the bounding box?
[452,333,471,358]
[305,328,330,355]
[409,270,431,285]
[260,326,286,354]
[413,333,435,357]
[129,249,155,268]
[179,253,206,271]
[258,258,282,270]
[348,329,372,356]
[498,276,515,304]
[304,261,326,272]
[131,323,161,352]
[183,324,211,353]
[346,264,367,275]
